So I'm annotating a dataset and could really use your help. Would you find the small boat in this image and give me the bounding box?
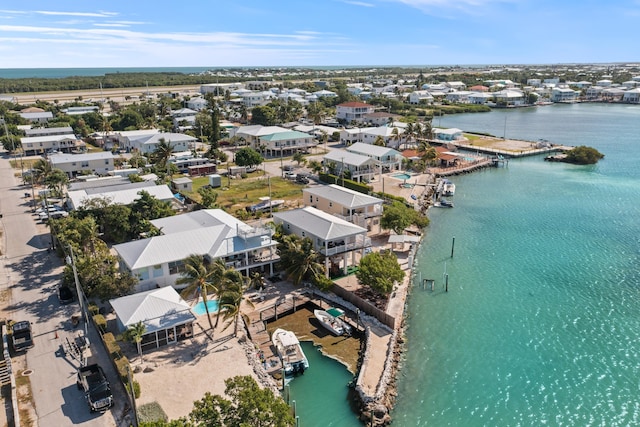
[271,328,309,376]
[314,308,352,336]
[442,179,456,196]
[434,199,454,208]
[246,197,285,213]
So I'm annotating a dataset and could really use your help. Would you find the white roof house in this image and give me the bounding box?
[323,150,378,183]
[21,134,83,156]
[623,88,640,104]
[109,286,197,350]
[272,206,370,277]
[121,132,197,154]
[303,184,383,232]
[19,111,53,123]
[49,151,115,178]
[67,185,175,210]
[347,142,403,171]
[433,128,464,141]
[114,209,278,291]
[25,126,74,137]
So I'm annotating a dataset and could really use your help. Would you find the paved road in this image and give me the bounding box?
[0,152,126,426]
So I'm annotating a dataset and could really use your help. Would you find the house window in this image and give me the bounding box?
[168,260,185,275]
[105,160,109,165]
[153,265,163,278]
[286,224,290,230]
[329,202,333,207]
[309,195,313,203]
[137,269,150,280]
[302,232,305,237]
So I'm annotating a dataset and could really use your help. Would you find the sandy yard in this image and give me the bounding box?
[131,317,259,421]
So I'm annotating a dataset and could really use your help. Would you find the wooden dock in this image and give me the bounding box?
[245,291,312,376]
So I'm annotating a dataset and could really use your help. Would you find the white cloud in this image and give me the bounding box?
[342,1,376,7]
[34,10,118,18]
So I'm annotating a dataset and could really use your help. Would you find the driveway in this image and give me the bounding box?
[0,151,124,426]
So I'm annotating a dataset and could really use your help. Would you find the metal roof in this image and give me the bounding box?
[304,184,382,209]
[323,150,375,167]
[49,151,114,164]
[273,206,367,240]
[67,185,174,210]
[347,142,401,158]
[109,287,196,333]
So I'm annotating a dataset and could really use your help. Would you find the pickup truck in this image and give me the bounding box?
[11,321,34,352]
[76,364,114,412]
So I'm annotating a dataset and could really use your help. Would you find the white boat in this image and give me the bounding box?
[246,197,285,213]
[434,199,454,208]
[442,179,456,196]
[271,328,309,376]
[314,308,352,336]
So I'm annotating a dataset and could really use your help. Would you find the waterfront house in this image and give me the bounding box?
[586,86,604,100]
[469,92,493,105]
[446,91,472,103]
[601,87,625,101]
[109,287,196,351]
[362,112,402,126]
[433,128,464,141]
[113,209,278,291]
[623,88,640,104]
[346,142,403,172]
[303,184,383,233]
[408,90,434,105]
[49,151,114,178]
[66,183,176,210]
[596,79,613,87]
[323,150,378,183]
[336,102,375,123]
[272,206,370,278]
[492,89,525,106]
[551,87,578,102]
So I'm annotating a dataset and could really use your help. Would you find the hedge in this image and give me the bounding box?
[318,173,372,194]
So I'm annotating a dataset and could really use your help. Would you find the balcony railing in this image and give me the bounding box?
[320,236,371,256]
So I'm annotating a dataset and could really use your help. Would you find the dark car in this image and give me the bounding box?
[296,174,310,184]
[58,286,74,304]
[11,321,34,352]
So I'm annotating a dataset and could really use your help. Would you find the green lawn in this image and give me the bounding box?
[183,173,305,212]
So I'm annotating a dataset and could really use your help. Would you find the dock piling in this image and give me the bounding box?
[451,236,455,258]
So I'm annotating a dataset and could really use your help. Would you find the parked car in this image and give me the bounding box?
[11,321,34,352]
[295,174,309,184]
[58,285,74,304]
[77,364,114,412]
[284,171,297,180]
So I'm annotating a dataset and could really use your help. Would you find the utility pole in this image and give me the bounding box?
[66,245,88,336]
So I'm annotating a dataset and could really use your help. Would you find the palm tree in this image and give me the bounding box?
[249,272,264,291]
[124,321,146,363]
[32,158,52,185]
[403,122,415,151]
[390,127,402,150]
[278,234,325,285]
[152,138,175,174]
[373,135,386,146]
[219,272,253,337]
[177,255,223,331]
[44,168,69,198]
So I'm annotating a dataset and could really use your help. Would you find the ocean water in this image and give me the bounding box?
[394,104,640,426]
[288,341,361,427]
[0,67,215,79]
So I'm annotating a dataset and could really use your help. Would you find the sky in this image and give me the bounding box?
[0,0,638,69]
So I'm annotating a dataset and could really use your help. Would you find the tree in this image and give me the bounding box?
[373,135,386,147]
[210,105,222,144]
[152,138,175,171]
[32,158,53,184]
[381,201,429,234]
[307,160,323,174]
[198,186,218,209]
[292,151,306,166]
[234,147,263,168]
[220,272,253,337]
[177,255,223,331]
[188,376,294,427]
[124,321,147,363]
[250,106,277,126]
[356,250,404,295]
[563,145,604,164]
[278,234,325,285]
[44,168,69,198]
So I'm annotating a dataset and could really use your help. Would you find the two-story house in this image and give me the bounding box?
[336,102,375,123]
[346,142,403,172]
[323,150,378,183]
[272,206,370,278]
[113,209,279,292]
[303,184,383,233]
[49,152,115,178]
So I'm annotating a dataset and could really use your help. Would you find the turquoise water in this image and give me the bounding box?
[392,173,412,180]
[394,104,640,426]
[192,300,219,316]
[288,341,361,427]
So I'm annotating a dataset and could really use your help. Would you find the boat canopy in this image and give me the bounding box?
[276,330,300,347]
[326,307,345,318]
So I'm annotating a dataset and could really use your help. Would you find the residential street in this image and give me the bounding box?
[0,151,124,426]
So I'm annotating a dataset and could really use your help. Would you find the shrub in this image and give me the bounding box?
[137,401,168,423]
[88,303,100,315]
[93,314,106,332]
[114,356,131,382]
[125,380,141,399]
[103,332,122,359]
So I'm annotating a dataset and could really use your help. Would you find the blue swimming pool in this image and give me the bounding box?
[192,300,219,316]
[391,172,412,180]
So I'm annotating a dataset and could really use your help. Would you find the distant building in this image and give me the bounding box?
[49,152,115,178]
[336,102,375,123]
